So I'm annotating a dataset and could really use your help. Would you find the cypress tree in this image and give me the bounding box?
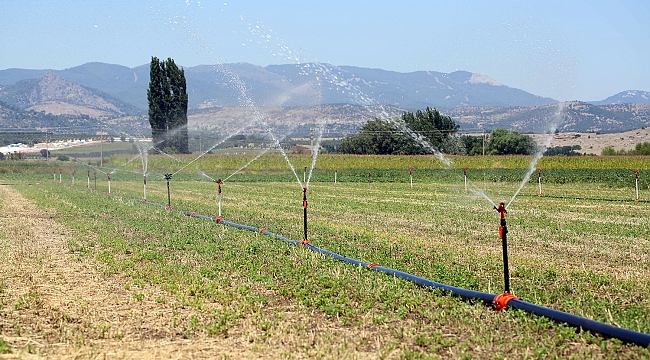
[147,57,190,154]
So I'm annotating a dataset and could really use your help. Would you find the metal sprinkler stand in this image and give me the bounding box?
[463,168,468,193]
[409,167,413,190]
[164,174,173,209]
[107,173,112,195]
[537,168,543,197]
[300,187,309,245]
[634,170,640,202]
[59,168,62,184]
[94,171,97,191]
[215,179,223,217]
[87,170,90,189]
[71,169,75,186]
[494,202,511,293]
[143,174,147,202]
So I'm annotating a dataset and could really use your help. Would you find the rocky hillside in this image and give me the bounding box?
[447,102,650,133]
[0,72,140,118]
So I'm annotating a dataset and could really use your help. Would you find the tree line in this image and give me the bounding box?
[339,108,537,156]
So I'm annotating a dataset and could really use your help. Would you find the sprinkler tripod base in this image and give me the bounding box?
[299,239,310,246]
[215,216,224,224]
[538,194,543,197]
[165,205,173,210]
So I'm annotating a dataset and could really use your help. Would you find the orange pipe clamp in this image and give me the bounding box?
[493,292,520,311]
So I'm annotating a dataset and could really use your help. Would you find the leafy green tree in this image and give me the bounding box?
[461,135,484,156]
[629,142,650,155]
[401,107,459,151]
[340,118,426,155]
[487,129,536,155]
[340,108,460,155]
[147,57,189,153]
[601,146,617,156]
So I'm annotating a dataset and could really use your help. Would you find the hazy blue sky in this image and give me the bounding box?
[1,0,648,101]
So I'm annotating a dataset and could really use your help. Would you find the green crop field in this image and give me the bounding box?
[1,154,650,358]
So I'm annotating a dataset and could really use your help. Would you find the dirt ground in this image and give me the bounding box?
[0,185,387,359]
[530,128,650,155]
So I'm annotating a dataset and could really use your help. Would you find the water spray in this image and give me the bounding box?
[409,167,413,190]
[463,168,468,193]
[537,168,543,197]
[215,178,223,217]
[494,202,511,294]
[634,170,640,202]
[164,174,172,209]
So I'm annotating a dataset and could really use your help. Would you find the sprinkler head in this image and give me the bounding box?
[215,179,223,185]
[164,173,173,181]
[494,202,507,220]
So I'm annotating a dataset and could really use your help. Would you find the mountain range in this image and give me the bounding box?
[0,62,649,134]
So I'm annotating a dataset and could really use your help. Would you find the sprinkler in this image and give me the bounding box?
[634,170,640,202]
[463,168,468,193]
[301,186,309,245]
[494,202,511,293]
[71,169,75,186]
[164,173,172,209]
[367,172,371,188]
[59,167,62,184]
[215,178,223,217]
[93,171,97,192]
[335,168,338,185]
[303,166,307,185]
[53,170,56,182]
[143,174,147,202]
[537,168,543,197]
[87,170,90,189]
[107,172,112,195]
[409,167,413,190]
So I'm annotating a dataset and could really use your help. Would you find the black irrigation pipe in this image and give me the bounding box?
[98,191,650,347]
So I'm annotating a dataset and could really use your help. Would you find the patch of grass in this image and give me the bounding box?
[0,337,11,354]
[7,157,650,358]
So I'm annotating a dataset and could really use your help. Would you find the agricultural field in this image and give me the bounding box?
[0,154,649,358]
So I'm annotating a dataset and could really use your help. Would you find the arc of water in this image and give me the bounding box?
[305,119,326,188]
[199,170,216,182]
[263,124,303,189]
[505,133,554,209]
[466,178,498,208]
[506,103,564,209]
[223,146,274,182]
[171,124,257,176]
